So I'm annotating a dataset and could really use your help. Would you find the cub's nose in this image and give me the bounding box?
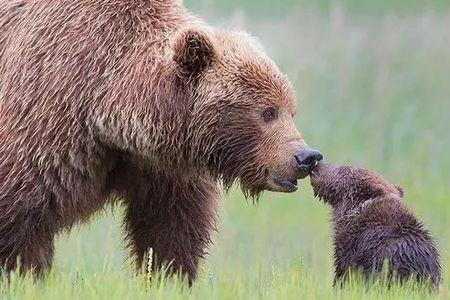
[294,148,323,172]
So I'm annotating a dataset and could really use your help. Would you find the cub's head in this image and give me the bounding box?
[171,27,322,197]
[310,163,404,209]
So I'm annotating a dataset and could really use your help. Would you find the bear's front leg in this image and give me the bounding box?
[122,171,218,284]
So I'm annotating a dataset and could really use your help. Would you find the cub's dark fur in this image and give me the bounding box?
[310,163,441,289]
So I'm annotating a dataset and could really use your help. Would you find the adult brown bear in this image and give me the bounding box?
[0,0,322,281]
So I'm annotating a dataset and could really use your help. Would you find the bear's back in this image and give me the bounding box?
[0,0,197,208]
[0,0,194,151]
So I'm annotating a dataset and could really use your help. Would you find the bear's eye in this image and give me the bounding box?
[262,107,278,122]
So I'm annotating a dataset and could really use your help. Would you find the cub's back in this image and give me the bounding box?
[333,199,441,288]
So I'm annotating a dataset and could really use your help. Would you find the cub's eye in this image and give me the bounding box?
[262,107,278,122]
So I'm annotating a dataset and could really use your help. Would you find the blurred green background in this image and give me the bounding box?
[3,1,449,299]
[188,0,450,15]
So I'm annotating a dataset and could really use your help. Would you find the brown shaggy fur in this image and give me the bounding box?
[0,0,309,281]
[310,163,441,289]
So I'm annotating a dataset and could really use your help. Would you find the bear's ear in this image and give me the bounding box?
[172,27,215,78]
[395,185,404,198]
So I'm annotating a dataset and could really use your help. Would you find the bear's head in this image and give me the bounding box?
[310,163,404,210]
[171,27,322,197]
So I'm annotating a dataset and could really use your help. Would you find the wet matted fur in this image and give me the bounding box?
[310,163,441,289]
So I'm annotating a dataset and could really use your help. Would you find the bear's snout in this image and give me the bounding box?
[294,147,323,175]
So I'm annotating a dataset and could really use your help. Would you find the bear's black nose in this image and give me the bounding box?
[295,148,323,172]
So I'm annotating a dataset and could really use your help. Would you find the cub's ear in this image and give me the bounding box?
[395,185,404,198]
[172,27,215,77]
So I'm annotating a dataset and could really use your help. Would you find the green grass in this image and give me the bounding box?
[2,1,450,299]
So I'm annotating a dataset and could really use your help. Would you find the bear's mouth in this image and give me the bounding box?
[267,172,298,193]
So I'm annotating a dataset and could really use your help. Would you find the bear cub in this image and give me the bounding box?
[310,163,441,289]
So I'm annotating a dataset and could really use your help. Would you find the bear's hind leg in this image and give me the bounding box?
[0,177,57,275]
[0,213,55,276]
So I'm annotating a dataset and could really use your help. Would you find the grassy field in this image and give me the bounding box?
[2,1,449,299]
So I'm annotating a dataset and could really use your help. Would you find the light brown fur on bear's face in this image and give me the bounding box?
[173,29,306,197]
